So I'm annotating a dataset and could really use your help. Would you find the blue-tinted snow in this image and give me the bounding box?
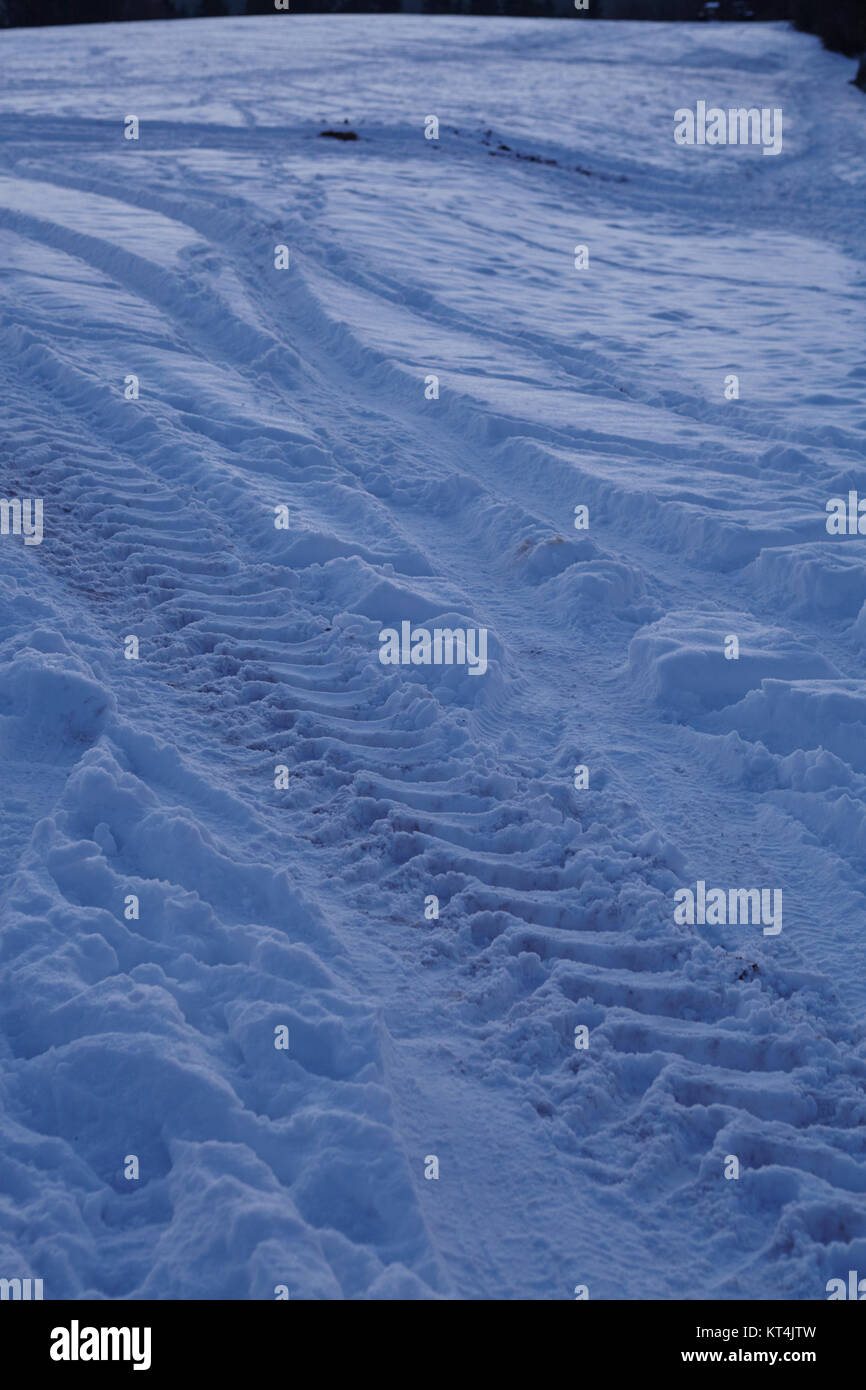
[0,16,865,1300]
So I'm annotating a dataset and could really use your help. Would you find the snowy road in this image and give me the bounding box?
[0,15,865,1299]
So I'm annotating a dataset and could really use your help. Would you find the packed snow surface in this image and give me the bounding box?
[0,14,865,1299]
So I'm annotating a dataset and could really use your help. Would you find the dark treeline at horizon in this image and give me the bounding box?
[0,0,864,64]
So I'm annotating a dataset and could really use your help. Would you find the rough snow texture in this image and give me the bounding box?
[0,16,865,1300]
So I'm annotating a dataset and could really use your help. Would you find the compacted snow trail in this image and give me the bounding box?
[0,16,865,1299]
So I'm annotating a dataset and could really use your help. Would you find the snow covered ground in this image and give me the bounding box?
[0,14,865,1300]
